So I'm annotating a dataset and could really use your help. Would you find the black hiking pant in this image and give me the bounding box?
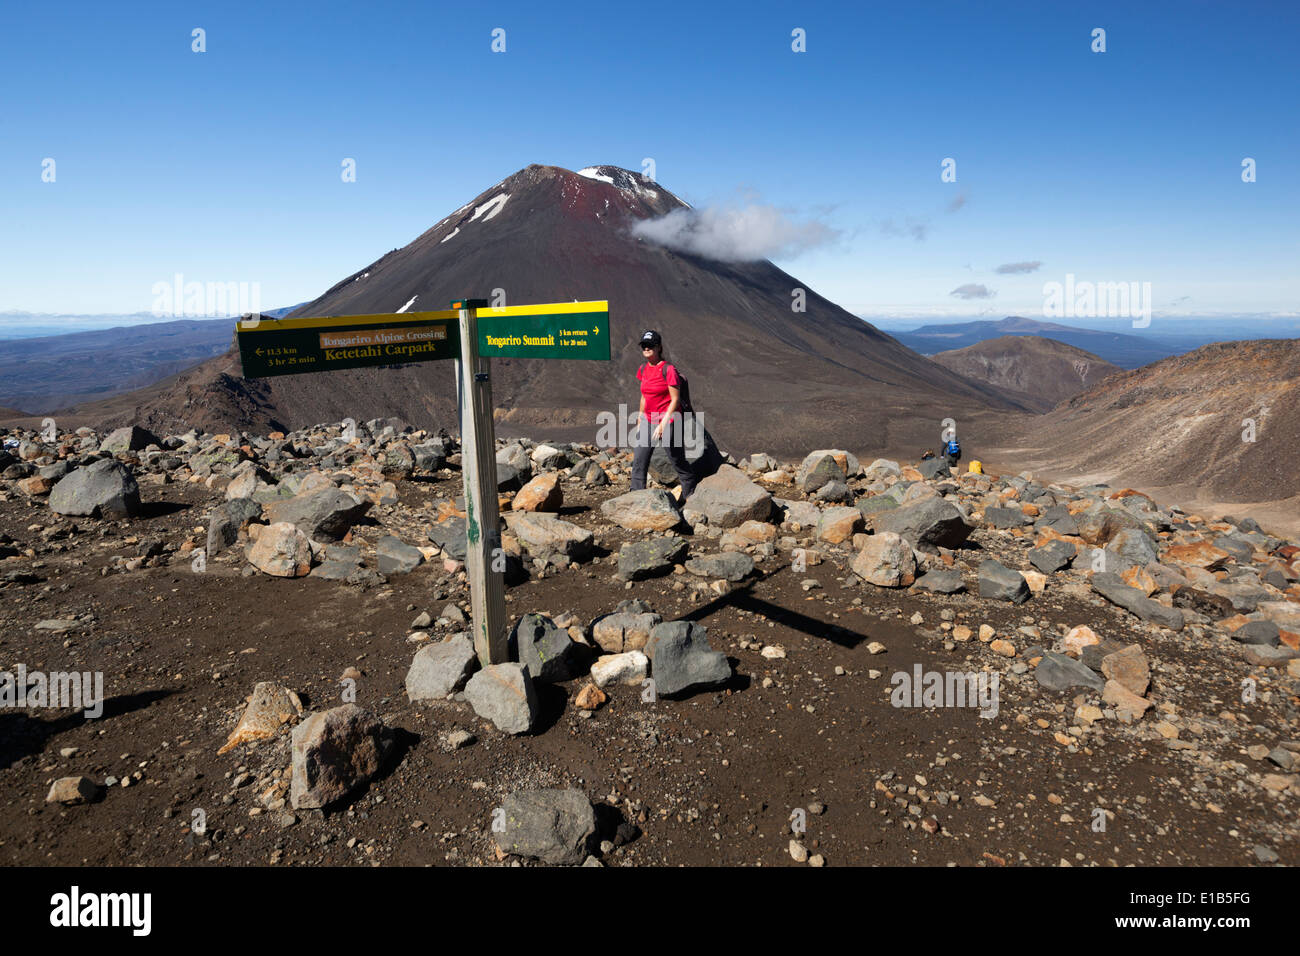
[630,416,697,499]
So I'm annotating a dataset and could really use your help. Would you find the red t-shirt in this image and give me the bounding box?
[637,361,680,423]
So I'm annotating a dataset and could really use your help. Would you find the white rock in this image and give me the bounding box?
[590,651,649,688]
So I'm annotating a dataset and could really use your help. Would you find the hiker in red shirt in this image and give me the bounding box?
[630,329,697,500]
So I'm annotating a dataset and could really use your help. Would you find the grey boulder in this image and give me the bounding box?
[464,663,538,734]
[618,536,688,580]
[873,497,972,552]
[264,489,372,541]
[684,552,754,582]
[405,634,478,702]
[49,460,142,518]
[513,613,585,683]
[1091,573,1185,631]
[206,497,264,556]
[978,560,1030,604]
[1034,651,1106,692]
[914,568,965,594]
[1029,539,1076,574]
[495,788,596,865]
[645,620,730,695]
[377,535,424,574]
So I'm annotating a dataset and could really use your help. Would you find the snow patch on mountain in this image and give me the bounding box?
[397,295,418,313]
[469,193,509,222]
[577,165,662,198]
[440,228,460,244]
[577,167,616,185]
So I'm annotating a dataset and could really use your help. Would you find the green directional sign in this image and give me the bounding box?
[237,310,461,378]
[236,300,610,378]
[476,301,610,360]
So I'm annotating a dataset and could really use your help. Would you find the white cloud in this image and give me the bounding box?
[630,203,838,262]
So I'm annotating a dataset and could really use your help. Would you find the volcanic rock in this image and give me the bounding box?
[513,613,585,683]
[49,460,141,518]
[464,663,538,734]
[289,704,392,810]
[405,634,478,702]
[600,489,682,531]
[264,488,371,542]
[978,560,1030,604]
[495,788,596,865]
[873,497,971,552]
[851,532,916,587]
[219,682,305,754]
[644,620,730,695]
[617,536,688,580]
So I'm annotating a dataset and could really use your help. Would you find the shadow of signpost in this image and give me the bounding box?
[677,571,870,650]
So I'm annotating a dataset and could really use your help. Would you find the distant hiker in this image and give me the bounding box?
[630,329,697,500]
[939,434,962,468]
[920,449,935,461]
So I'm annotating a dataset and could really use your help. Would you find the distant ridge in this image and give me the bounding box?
[1016,338,1300,501]
[891,316,1179,369]
[931,335,1122,413]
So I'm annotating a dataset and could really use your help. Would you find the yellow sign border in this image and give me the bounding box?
[474,300,608,318]
[240,310,458,332]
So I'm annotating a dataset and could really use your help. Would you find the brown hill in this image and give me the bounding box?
[1003,338,1300,503]
[16,164,1017,458]
[930,335,1122,413]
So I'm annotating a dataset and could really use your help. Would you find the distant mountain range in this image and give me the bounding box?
[0,305,304,414]
[889,316,1243,369]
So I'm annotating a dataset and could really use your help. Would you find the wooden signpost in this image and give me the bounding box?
[237,299,610,665]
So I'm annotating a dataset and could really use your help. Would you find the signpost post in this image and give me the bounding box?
[237,299,610,666]
[450,298,508,665]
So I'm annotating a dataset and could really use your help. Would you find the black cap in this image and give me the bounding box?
[639,329,661,348]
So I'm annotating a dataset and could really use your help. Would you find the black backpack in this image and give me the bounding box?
[652,362,693,414]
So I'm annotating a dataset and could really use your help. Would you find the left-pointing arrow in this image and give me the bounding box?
[255,348,263,356]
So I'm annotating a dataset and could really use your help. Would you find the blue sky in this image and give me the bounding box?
[2,0,1296,322]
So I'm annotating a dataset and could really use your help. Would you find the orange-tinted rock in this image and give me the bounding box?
[219,682,305,754]
[736,520,777,543]
[1063,625,1100,657]
[1121,565,1158,595]
[573,684,606,710]
[513,473,563,512]
[17,475,52,496]
[1103,680,1152,722]
[1165,540,1231,570]
[1100,644,1150,696]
